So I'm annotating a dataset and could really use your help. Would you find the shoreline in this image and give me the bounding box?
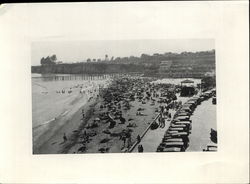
[33,94,99,154]
[60,97,100,154]
[32,76,111,154]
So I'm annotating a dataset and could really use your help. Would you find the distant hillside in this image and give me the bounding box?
[157,52,216,78]
[32,63,145,75]
[31,50,215,78]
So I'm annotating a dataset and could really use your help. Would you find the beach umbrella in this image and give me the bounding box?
[95,117,100,121]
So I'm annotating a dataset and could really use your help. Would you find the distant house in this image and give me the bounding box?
[159,60,173,74]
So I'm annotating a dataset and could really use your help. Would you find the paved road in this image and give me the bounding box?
[131,95,190,153]
[132,110,174,153]
[186,97,217,151]
[131,95,216,153]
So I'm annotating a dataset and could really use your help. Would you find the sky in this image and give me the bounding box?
[31,39,214,65]
[23,2,219,66]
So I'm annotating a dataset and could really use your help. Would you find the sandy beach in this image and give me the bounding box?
[68,90,160,154]
[32,75,111,154]
[33,75,176,154]
[62,77,181,154]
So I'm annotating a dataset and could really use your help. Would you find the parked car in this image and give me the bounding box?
[157,142,185,152]
[173,115,190,122]
[212,97,216,104]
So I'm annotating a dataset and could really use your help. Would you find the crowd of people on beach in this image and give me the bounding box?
[68,76,186,153]
[58,75,217,153]
[54,81,101,96]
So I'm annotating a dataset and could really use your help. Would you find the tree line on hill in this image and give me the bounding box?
[40,50,215,66]
[107,50,215,65]
[35,50,215,78]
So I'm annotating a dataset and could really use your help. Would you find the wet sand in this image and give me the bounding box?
[32,78,110,154]
[34,95,100,154]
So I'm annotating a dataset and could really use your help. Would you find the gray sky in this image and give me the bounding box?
[31,39,214,65]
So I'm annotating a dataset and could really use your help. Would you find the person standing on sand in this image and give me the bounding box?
[138,144,144,153]
[63,133,67,142]
[127,135,132,148]
[137,135,141,143]
[120,130,127,148]
[82,109,85,119]
[158,114,165,128]
[168,112,172,120]
[122,134,126,147]
[163,107,168,118]
[83,128,87,137]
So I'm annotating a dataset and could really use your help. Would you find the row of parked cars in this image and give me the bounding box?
[201,89,216,105]
[156,89,216,152]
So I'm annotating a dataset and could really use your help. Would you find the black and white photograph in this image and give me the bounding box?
[0,2,248,184]
[32,39,217,154]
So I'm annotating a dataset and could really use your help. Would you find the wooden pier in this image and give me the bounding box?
[32,73,143,81]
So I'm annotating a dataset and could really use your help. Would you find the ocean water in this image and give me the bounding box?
[32,73,110,143]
